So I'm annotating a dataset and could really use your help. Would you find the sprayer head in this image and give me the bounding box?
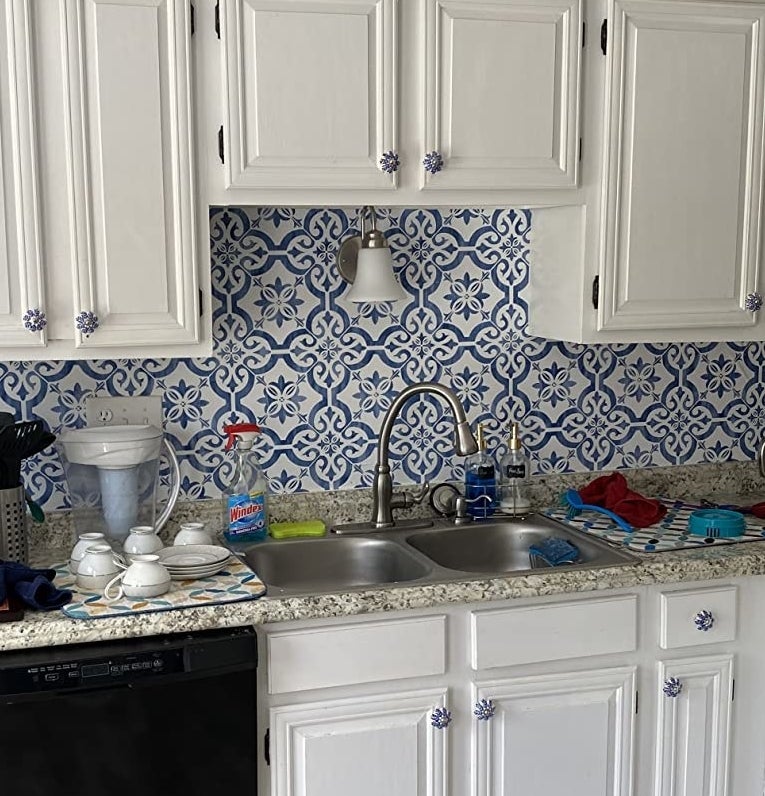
[224,422,261,451]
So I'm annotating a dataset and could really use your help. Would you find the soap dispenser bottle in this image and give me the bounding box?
[464,423,497,518]
[500,422,531,515]
[221,422,269,542]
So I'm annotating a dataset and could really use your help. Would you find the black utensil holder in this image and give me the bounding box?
[0,486,28,563]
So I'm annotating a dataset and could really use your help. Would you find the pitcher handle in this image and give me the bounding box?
[155,438,181,532]
[760,439,765,479]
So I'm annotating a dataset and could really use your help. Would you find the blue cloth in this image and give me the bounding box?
[529,537,580,566]
[0,560,72,610]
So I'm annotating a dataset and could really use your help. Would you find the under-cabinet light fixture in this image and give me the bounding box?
[336,206,407,303]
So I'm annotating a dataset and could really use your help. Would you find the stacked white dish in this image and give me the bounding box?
[157,545,232,581]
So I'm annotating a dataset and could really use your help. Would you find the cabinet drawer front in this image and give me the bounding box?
[268,615,447,694]
[471,594,637,670]
[660,586,737,650]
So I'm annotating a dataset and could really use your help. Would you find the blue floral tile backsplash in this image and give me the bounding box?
[1,206,764,511]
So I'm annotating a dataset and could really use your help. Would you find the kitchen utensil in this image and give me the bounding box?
[103,554,171,600]
[173,522,213,546]
[687,509,746,538]
[75,544,123,592]
[24,493,44,523]
[562,488,634,532]
[0,486,27,563]
[69,532,107,574]
[0,421,53,489]
[57,425,180,544]
[123,526,164,556]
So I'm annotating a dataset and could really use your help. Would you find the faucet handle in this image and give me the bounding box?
[391,482,430,511]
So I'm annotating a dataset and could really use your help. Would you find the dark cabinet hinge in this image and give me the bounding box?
[218,125,225,164]
[635,690,639,714]
[215,0,220,38]
[600,19,608,55]
[190,2,195,35]
[264,728,270,765]
[592,275,600,310]
[582,20,586,47]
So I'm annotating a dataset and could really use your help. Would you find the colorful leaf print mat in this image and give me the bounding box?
[543,499,765,553]
[56,558,266,620]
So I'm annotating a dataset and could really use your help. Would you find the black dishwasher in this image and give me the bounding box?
[0,626,258,795]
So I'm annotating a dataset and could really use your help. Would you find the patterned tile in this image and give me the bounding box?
[1,206,764,510]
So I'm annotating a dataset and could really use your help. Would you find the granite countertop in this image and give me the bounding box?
[3,460,763,653]
[3,536,765,652]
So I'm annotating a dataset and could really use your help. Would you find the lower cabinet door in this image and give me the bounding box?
[270,689,449,796]
[473,667,636,796]
[654,655,733,796]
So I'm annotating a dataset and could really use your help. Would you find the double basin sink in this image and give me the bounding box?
[240,514,638,597]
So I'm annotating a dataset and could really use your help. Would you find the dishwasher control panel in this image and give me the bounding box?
[0,648,184,695]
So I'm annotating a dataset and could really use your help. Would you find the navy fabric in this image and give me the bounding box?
[0,560,72,610]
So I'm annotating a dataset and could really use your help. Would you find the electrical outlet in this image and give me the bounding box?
[86,396,163,428]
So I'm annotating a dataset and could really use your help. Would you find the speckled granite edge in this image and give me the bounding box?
[28,460,765,550]
[5,533,765,652]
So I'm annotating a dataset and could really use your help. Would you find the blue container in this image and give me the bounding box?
[687,509,745,538]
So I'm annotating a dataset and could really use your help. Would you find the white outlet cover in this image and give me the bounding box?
[86,396,163,428]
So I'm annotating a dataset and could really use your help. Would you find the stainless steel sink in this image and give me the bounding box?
[406,515,636,574]
[242,536,432,595]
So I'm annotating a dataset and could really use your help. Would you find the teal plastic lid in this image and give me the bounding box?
[687,509,745,538]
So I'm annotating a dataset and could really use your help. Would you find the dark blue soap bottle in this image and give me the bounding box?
[464,423,497,518]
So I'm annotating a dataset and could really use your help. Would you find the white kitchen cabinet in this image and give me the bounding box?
[209,0,583,205]
[654,655,733,796]
[221,0,397,192]
[422,0,582,191]
[0,0,209,362]
[0,1,45,349]
[270,690,448,796]
[531,0,765,343]
[472,668,636,796]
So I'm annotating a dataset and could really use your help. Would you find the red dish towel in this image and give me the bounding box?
[578,473,667,529]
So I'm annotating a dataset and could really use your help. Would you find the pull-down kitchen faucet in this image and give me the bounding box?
[335,382,478,532]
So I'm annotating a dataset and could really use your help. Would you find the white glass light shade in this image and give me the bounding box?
[345,247,407,303]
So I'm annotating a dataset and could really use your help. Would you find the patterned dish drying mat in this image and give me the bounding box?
[55,558,266,620]
[543,499,765,553]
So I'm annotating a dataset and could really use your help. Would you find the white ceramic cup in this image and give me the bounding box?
[103,555,171,601]
[123,525,164,556]
[76,544,123,592]
[173,522,213,547]
[69,532,107,574]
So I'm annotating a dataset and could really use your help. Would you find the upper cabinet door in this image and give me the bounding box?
[64,0,199,350]
[222,0,397,191]
[0,1,45,348]
[599,0,765,332]
[422,0,582,190]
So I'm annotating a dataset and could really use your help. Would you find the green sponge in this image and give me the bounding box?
[270,520,327,540]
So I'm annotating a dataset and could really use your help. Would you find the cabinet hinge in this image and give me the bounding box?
[190,2,195,35]
[582,20,586,47]
[264,728,270,765]
[600,19,608,55]
[218,125,225,164]
[635,690,639,714]
[591,275,600,310]
[214,0,220,38]
[731,679,735,702]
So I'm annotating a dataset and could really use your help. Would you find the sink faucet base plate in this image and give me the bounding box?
[333,518,435,535]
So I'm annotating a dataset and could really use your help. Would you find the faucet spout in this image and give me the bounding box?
[371,382,478,528]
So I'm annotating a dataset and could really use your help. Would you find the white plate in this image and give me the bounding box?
[158,545,230,567]
[168,562,230,581]
[163,556,232,572]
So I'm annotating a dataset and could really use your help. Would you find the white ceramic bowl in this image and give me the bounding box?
[69,532,107,574]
